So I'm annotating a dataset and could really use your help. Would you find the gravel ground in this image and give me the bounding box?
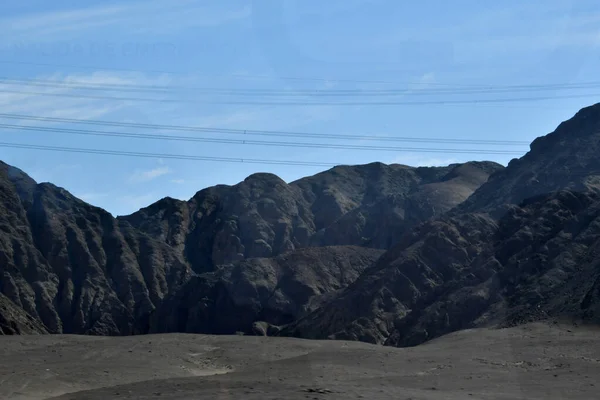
[1,323,599,399]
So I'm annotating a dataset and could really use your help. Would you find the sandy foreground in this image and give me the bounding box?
[1,323,599,400]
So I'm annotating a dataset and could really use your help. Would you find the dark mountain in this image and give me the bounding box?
[284,103,600,345]
[0,161,190,335]
[386,189,600,347]
[121,161,502,272]
[151,246,384,335]
[4,103,600,344]
[458,104,600,215]
[0,159,497,336]
[0,292,48,334]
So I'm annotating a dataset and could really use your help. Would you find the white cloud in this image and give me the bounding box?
[407,72,436,91]
[450,4,600,38]
[118,193,158,214]
[369,4,600,60]
[179,103,338,132]
[76,192,109,202]
[454,31,600,59]
[0,5,126,35]
[413,158,460,167]
[293,0,385,18]
[28,163,81,182]
[0,71,173,121]
[170,179,185,184]
[390,154,460,168]
[452,7,600,52]
[0,0,251,45]
[129,4,251,35]
[183,109,269,129]
[128,166,172,183]
[61,71,173,86]
[322,80,336,89]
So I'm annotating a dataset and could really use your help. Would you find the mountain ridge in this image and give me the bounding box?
[0,158,500,336]
[120,160,502,272]
[284,103,600,345]
[3,103,600,345]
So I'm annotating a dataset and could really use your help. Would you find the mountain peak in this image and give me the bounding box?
[0,161,35,185]
[0,161,37,204]
[243,172,286,185]
[529,102,600,155]
[459,104,600,214]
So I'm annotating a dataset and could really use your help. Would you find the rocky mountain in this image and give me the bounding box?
[0,292,47,334]
[284,103,600,346]
[458,104,600,215]
[152,246,384,335]
[4,102,600,345]
[289,189,600,346]
[0,161,191,335]
[0,158,497,336]
[121,161,502,272]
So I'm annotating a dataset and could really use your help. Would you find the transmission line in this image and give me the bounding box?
[0,142,338,167]
[0,124,525,155]
[0,59,491,87]
[4,59,600,93]
[2,76,600,96]
[2,88,600,105]
[0,113,530,145]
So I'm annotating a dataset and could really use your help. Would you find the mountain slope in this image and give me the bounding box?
[121,161,502,272]
[0,292,48,334]
[0,162,191,335]
[285,103,600,345]
[285,212,499,343]
[0,160,497,336]
[6,104,600,343]
[459,103,600,214]
[152,246,384,335]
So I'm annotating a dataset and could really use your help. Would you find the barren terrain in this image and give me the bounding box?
[2,323,599,399]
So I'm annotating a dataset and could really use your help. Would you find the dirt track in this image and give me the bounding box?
[1,323,599,399]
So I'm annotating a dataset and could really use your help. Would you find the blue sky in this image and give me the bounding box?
[1,0,599,215]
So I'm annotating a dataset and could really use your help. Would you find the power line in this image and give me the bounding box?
[2,87,600,105]
[0,124,525,155]
[0,113,531,145]
[2,76,600,96]
[0,141,338,167]
[0,60,182,77]
[0,59,487,87]
[4,60,600,92]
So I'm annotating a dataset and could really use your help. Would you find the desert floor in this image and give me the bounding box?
[1,323,599,399]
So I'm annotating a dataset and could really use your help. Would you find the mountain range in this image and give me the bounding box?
[2,103,600,347]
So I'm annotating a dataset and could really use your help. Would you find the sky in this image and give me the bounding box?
[1,0,600,215]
